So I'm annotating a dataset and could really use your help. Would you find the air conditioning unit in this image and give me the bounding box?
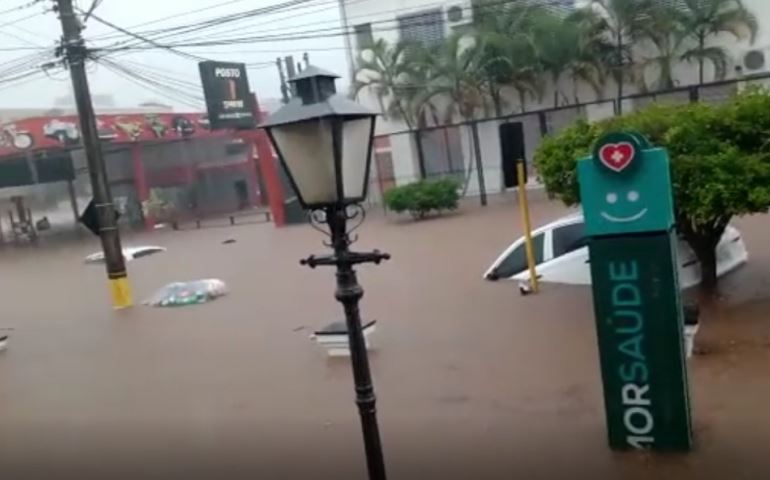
[446,1,473,28]
[740,48,769,75]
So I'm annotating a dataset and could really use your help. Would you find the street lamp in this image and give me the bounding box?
[261,66,389,480]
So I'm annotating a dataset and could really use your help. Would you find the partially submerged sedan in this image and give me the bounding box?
[484,214,747,290]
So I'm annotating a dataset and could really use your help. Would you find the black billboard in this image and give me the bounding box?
[198,61,256,130]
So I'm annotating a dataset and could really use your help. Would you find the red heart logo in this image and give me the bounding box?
[599,142,635,172]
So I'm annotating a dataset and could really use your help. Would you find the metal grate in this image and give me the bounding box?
[398,9,445,47]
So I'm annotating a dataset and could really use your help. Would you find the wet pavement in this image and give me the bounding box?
[1,195,770,479]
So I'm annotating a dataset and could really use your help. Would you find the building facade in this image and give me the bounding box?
[340,0,770,197]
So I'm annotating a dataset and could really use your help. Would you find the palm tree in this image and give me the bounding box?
[530,10,606,107]
[353,39,434,178]
[675,0,758,84]
[476,0,544,113]
[629,2,688,91]
[590,0,657,112]
[417,33,492,205]
[353,39,424,129]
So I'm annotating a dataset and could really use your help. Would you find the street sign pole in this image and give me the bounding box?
[578,132,692,451]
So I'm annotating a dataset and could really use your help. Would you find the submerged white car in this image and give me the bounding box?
[484,214,748,290]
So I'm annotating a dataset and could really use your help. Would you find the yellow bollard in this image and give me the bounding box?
[109,274,134,309]
[517,159,539,293]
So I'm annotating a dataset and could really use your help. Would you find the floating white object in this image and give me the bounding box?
[85,246,166,264]
[311,320,377,357]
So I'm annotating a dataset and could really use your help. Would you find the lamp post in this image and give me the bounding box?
[261,66,388,480]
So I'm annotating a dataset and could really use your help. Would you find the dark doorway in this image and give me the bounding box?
[234,180,249,210]
[499,122,527,189]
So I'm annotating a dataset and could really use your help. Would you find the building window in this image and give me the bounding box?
[398,9,445,47]
[354,23,374,51]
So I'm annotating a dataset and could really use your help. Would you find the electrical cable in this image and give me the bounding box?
[81,10,213,62]
[87,0,255,41]
[0,0,43,17]
[0,11,47,30]
[93,0,328,48]
[97,57,206,108]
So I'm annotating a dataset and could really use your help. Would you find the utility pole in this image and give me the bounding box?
[55,0,132,308]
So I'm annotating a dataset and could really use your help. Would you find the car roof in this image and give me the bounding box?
[532,212,584,235]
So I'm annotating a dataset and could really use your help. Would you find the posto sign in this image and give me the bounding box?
[199,61,256,130]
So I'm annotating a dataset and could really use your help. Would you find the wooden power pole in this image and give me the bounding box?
[55,0,132,308]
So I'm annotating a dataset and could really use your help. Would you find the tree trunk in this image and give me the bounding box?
[490,81,502,117]
[414,129,427,180]
[680,217,727,298]
[693,240,718,296]
[616,30,624,115]
[470,121,487,207]
[698,34,705,85]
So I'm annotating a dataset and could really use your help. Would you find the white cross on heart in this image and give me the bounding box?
[599,142,635,172]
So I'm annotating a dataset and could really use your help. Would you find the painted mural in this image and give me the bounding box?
[0,112,229,158]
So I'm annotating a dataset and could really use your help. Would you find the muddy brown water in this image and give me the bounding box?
[1,195,770,479]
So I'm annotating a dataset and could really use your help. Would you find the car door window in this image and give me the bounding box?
[493,233,545,278]
[552,222,587,258]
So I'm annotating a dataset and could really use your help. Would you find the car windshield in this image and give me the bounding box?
[492,233,545,279]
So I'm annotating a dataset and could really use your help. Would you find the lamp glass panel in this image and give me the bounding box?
[271,119,336,205]
[341,117,374,200]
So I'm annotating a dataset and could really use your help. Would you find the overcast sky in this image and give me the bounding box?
[0,0,351,111]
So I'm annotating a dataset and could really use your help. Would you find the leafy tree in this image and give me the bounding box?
[535,90,770,294]
[675,0,758,84]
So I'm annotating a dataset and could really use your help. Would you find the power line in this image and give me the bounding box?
[133,0,361,47]
[81,10,212,62]
[0,27,43,48]
[90,0,339,45]
[97,57,206,109]
[0,45,46,50]
[93,0,328,48]
[0,0,43,16]
[0,11,47,30]
[87,0,254,41]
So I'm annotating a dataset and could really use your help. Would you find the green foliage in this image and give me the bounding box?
[535,88,770,291]
[383,178,461,220]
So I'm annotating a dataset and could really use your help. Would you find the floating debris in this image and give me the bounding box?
[85,246,166,264]
[222,239,237,245]
[144,279,227,307]
[0,335,8,353]
[311,320,377,357]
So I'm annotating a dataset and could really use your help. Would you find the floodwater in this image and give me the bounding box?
[1,195,770,479]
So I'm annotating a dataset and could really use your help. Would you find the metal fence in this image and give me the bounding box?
[368,73,770,207]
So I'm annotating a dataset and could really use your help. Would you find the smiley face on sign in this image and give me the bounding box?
[579,131,674,236]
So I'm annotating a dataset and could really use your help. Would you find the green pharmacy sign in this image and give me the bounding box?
[578,132,692,452]
[578,132,674,236]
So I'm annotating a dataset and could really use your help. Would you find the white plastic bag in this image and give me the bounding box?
[144,279,227,307]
